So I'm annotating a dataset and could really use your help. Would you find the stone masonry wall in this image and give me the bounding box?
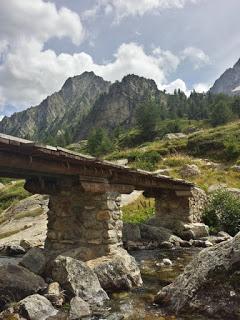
[155,187,207,230]
[45,187,123,261]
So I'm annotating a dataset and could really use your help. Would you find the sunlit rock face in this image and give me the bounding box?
[155,231,240,319]
[210,58,240,96]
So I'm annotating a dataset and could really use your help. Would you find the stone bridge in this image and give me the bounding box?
[0,133,197,262]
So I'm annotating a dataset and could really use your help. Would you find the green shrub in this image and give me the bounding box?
[134,151,161,171]
[203,189,240,236]
[87,128,113,157]
[224,136,240,160]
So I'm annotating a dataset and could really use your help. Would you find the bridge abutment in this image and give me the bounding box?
[149,187,207,237]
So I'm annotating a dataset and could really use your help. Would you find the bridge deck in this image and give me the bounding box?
[0,133,193,191]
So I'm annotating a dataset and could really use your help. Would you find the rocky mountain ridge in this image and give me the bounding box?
[210,58,240,96]
[0,72,111,142]
[0,72,167,143]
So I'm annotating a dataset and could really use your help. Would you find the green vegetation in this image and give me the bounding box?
[0,181,30,214]
[122,196,155,223]
[87,128,113,157]
[203,189,240,236]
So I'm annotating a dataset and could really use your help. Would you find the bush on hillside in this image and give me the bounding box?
[134,151,161,171]
[87,128,113,157]
[224,136,240,160]
[203,189,240,236]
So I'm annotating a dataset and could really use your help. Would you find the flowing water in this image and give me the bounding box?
[108,248,210,320]
[0,249,211,320]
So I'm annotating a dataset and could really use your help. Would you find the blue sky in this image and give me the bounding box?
[0,0,240,118]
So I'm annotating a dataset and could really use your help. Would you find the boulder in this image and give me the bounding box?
[155,232,240,318]
[164,133,187,140]
[5,244,26,256]
[0,264,47,310]
[69,297,91,319]
[17,294,57,320]
[87,248,142,291]
[52,255,108,305]
[231,165,240,172]
[139,223,182,245]
[122,223,141,242]
[178,223,209,240]
[45,282,64,307]
[180,164,200,178]
[20,247,46,275]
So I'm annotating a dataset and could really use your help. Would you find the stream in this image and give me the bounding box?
[108,248,210,320]
[0,248,211,319]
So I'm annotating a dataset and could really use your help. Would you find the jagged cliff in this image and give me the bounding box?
[210,58,240,96]
[0,72,111,141]
[0,72,167,142]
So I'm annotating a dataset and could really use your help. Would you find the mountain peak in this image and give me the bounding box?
[210,57,240,96]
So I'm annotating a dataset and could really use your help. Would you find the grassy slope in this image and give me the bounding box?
[0,121,239,225]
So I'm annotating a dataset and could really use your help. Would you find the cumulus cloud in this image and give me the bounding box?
[0,42,183,109]
[0,0,85,110]
[181,46,210,69]
[163,79,190,95]
[0,0,84,46]
[84,0,202,22]
[193,82,211,93]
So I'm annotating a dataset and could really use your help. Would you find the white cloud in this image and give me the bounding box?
[0,0,84,46]
[181,46,210,69]
[163,79,190,95]
[152,47,180,74]
[84,0,202,22]
[0,39,192,110]
[0,0,85,111]
[193,82,211,93]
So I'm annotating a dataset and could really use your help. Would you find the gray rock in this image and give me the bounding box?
[87,248,142,291]
[17,294,57,320]
[52,255,108,305]
[139,223,175,242]
[210,58,240,96]
[5,244,26,256]
[155,232,240,318]
[178,223,209,240]
[69,297,91,319]
[122,223,141,242]
[20,247,46,275]
[164,133,187,140]
[231,165,240,172]
[180,164,200,178]
[217,231,232,239]
[162,258,172,266]
[45,282,64,307]
[0,264,47,310]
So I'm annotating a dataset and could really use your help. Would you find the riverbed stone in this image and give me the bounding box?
[122,223,141,242]
[17,294,57,320]
[155,232,240,318]
[52,255,108,305]
[178,223,209,240]
[69,297,91,319]
[45,282,64,307]
[20,247,46,275]
[87,248,142,291]
[0,264,47,310]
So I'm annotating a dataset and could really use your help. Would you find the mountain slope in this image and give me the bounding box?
[76,74,167,139]
[0,73,167,142]
[0,72,111,141]
[210,58,240,96]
